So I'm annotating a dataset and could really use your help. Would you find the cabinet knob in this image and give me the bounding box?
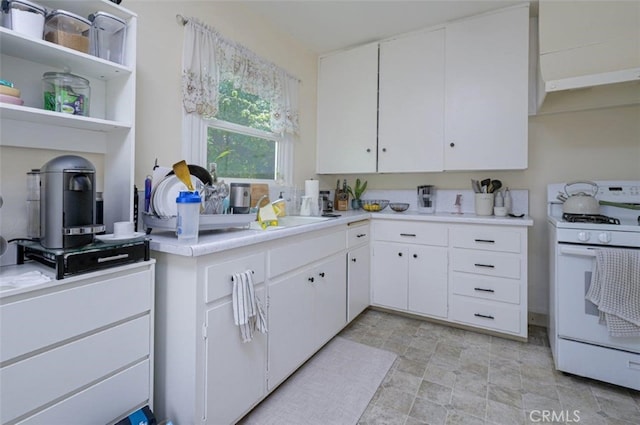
[382,148,387,152]
[366,148,371,153]
[351,258,357,263]
[449,142,455,147]
[319,272,325,278]
[413,254,417,258]
[398,252,403,257]
[308,277,315,283]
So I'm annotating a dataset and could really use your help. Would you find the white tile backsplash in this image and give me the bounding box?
[364,188,529,215]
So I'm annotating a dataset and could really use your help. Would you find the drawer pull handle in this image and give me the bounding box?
[474,263,495,269]
[230,270,254,282]
[400,233,416,237]
[413,254,418,258]
[474,239,495,244]
[308,277,315,283]
[474,287,495,293]
[319,272,325,278]
[474,313,495,320]
[398,252,403,257]
[357,233,367,238]
[351,258,357,263]
[97,253,129,263]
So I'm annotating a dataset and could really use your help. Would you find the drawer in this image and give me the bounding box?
[205,252,266,303]
[1,316,150,424]
[269,230,346,278]
[450,295,521,334]
[347,221,370,248]
[451,272,520,304]
[16,360,150,425]
[451,226,522,253]
[373,221,447,246]
[0,269,152,363]
[451,249,521,279]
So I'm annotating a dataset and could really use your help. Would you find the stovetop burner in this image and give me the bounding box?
[562,213,621,225]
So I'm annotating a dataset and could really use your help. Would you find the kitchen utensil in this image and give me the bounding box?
[250,184,270,209]
[480,178,491,192]
[166,164,213,186]
[471,179,481,193]
[172,160,195,191]
[488,179,502,193]
[389,203,409,212]
[361,199,389,212]
[562,181,600,214]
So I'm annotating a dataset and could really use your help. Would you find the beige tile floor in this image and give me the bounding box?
[338,309,640,425]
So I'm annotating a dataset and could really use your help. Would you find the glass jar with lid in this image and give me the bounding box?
[42,71,90,116]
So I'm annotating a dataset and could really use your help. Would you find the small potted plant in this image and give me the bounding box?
[347,178,368,210]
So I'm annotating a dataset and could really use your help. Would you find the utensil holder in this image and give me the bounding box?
[474,193,494,216]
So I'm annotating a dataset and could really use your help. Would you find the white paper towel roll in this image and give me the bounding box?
[304,179,319,202]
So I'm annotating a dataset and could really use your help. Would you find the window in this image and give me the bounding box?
[181,18,299,185]
[206,81,282,181]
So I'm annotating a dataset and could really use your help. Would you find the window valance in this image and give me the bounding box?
[181,17,300,135]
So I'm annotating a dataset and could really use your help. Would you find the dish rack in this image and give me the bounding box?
[142,212,254,233]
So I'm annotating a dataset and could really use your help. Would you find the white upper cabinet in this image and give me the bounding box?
[316,5,530,174]
[444,5,529,171]
[378,29,445,173]
[316,43,378,174]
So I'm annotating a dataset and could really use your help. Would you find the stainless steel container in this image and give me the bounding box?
[229,183,250,214]
[40,155,105,249]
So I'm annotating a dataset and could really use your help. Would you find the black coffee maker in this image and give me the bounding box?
[40,155,105,249]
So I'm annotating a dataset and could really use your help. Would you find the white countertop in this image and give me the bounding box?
[148,210,533,257]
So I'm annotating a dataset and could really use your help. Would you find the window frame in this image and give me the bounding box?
[202,117,293,186]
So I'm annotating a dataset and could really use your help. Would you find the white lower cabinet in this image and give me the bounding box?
[204,289,267,425]
[370,219,529,338]
[154,227,348,425]
[448,225,528,338]
[0,262,155,425]
[268,254,346,389]
[347,222,371,322]
[371,221,448,319]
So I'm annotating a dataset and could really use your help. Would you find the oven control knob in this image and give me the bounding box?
[598,232,612,244]
[577,231,590,242]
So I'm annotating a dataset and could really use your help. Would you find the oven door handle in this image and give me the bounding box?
[559,246,597,257]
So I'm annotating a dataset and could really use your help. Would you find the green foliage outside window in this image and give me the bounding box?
[207,81,276,179]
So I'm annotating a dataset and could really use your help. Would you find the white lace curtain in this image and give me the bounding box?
[181,17,300,136]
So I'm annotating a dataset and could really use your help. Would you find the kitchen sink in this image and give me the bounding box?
[248,215,331,230]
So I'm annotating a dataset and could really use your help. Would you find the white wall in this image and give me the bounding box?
[1,1,638,319]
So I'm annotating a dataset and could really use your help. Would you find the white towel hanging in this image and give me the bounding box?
[232,270,268,342]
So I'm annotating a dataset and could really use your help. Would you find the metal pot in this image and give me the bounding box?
[562,181,600,215]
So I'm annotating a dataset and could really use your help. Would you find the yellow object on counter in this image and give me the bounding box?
[272,199,286,217]
[257,204,279,229]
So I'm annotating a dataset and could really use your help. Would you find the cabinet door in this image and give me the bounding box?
[268,271,314,390]
[408,246,448,318]
[371,242,408,309]
[378,29,445,173]
[348,245,371,322]
[313,255,348,347]
[317,43,378,173]
[444,6,529,170]
[204,291,267,424]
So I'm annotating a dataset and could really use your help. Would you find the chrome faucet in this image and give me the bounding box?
[255,195,269,220]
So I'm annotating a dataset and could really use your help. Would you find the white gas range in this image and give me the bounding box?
[547,180,640,390]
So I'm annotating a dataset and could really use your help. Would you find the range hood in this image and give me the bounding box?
[536,66,640,115]
[535,2,640,114]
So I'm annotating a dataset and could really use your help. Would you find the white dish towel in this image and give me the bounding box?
[232,270,267,342]
[585,248,640,337]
